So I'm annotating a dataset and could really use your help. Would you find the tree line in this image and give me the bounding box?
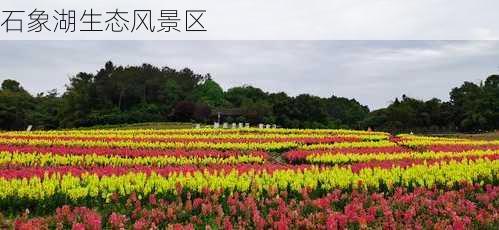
[0,61,497,133]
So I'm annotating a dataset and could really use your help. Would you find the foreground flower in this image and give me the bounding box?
[10,185,499,229]
[0,158,497,210]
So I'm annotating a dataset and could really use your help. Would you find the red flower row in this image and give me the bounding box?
[0,145,268,158]
[0,135,361,144]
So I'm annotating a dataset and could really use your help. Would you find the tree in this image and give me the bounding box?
[193,78,224,107]
[2,79,27,93]
[59,72,96,127]
[450,80,490,132]
[193,103,212,122]
[1,62,497,132]
[361,96,454,133]
[172,101,196,121]
[483,75,499,129]
[0,79,35,130]
[225,86,267,107]
[31,90,63,130]
[326,95,369,128]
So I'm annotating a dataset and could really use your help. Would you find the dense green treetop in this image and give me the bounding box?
[0,62,497,133]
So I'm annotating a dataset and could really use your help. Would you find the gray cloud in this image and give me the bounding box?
[0,40,498,110]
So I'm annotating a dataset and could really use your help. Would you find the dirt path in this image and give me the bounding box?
[268,152,286,164]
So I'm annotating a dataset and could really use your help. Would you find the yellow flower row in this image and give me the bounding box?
[299,141,397,150]
[401,139,499,147]
[0,138,298,151]
[397,134,467,141]
[2,128,388,136]
[306,149,498,164]
[0,151,265,167]
[0,158,496,201]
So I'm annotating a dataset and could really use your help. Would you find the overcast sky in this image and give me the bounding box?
[0,40,498,110]
[2,0,499,39]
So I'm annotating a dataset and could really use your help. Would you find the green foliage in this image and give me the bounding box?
[31,90,62,130]
[225,85,267,107]
[0,63,497,132]
[363,75,499,133]
[56,62,208,128]
[0,81,35,130]
[193,78,224,107]
[1,79,25,92]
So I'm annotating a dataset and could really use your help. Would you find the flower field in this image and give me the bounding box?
[0,129,498,229]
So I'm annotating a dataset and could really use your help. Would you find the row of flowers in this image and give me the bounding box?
[0,151,268,167]
[0,131,388,140]
[0,138,299,151]
[1,136,495,156]
[427,144,499,152]
[7,128,388,136]
[287,144,499,162]
[284,149,499,164]
[1,156,497,179]
[9,184,499,229]
[0,145,265,158]
[0,158,497,204]
[397,134,470,141]
[401,139,499,148]
[285,147,411,163]
[0,135,371,145]
[299,141,398,150]
[396,134,499,147]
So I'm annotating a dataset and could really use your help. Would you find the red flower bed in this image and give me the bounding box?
[0,135,361,144]
[12,185,499,229]
[0,145,268,158]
